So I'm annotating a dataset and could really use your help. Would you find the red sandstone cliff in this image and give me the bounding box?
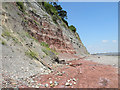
[21,2,88,55]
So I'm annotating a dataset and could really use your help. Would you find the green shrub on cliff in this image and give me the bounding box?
[43,2,58,15]
[40,42,49,48]
[34,20,39,25]
[42,2,78,33]
[42,47,58,56]
[42,2,59,24]
[52,15,58,24]
[62,18,68,27]
[1,40,7,45]
[42,48,49,55]
[69,25,76,33]
[1,31,11,38]
[16,2,25,12]
[41,42,58,55]
[42,2,68,26]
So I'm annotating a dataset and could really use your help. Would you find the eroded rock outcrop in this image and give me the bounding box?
[1,2,88,86]
[21,2,88,55]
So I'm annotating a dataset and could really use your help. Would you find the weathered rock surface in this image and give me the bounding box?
[1,2,89,88]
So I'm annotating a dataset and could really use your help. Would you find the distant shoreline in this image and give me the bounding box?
[85,55,118,67]
[91,52,120,56]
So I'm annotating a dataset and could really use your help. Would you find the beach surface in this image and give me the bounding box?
[84,55,118,68]
[3,54,118,88]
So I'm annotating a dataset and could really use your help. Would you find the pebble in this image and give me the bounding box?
[49,78,51,80]
[45,84,49,87]
[62,71,65,74]
[73,78,76,81]
[54,81,59,86]
[57,72,63,76]
[66,64,68,65]
[73,82,76,85]
[39,84,44,86]
[67,80,70,82]
[35,86,39,88]
[70,83,72,86]
[30,79,34,83]
[32,85,35,88]
[51,70,54,73]
[40,68,44,71]
[113,64,116,66]
[65,82,70,86]
[49,81,53,84]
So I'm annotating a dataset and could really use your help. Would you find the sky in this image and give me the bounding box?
[59,2,118,54]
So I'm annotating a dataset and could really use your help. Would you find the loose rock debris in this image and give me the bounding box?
[2,59,118,88]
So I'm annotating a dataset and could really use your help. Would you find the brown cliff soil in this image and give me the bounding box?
[18,56,118,88]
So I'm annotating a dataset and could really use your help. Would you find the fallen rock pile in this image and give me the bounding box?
[2,58,118,88]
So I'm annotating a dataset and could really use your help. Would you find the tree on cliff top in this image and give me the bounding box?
[42,2,77,33]
[52,2,67,19]
[42,2,58,15]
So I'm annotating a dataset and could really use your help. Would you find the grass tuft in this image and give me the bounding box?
[41,42,58,55]
[25,50,38,59]
[40,42,49,48]
[1,40,7,45]
[34,20,39,26]
[42,48,49,56]
[1,31,11,37]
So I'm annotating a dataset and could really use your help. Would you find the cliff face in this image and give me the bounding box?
[1,2,88,80]
[23,2,88,55]
[2,2,88,55]
[23,9,76,54]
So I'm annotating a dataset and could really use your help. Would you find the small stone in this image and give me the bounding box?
[67,80,70,82]
[49,78,51,80]
[65,82,70,86]
[45,84,49,87]
[66,64,68,65]
[35,86,39,88]
[54,81,59,86]
[50,81,53,84]
[113,64,116,66]
[32,85,35,88]
[51,70,54,72]
[57,72,62,76]
[40,68,44,71]
[62,71,65,74]
[30,79,34,83]
[73,82,76,85]
[70,83,72,86]
[40,84,44,86]
[73,78,76,81]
